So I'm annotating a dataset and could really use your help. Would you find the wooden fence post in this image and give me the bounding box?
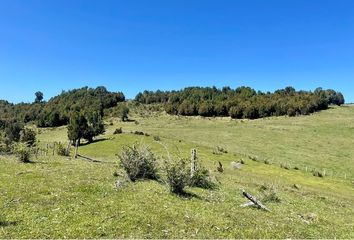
[191,149,197,177]
[45,144,49,156]
[52,142,56,156]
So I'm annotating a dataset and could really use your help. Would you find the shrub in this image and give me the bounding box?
[118,144,159,181]
[165,158,190,194]
[116,104,130,121]
[57,142,69,156]
[4,121,23,143]
[0,134,9,153]
[13,143,31,163]
[133,131,145,136]
[113,128,123,134]
[260,184,281,203]
[229,105,243,119]
[249,155,258,161]
[20,128,36,146]
[190,168,216,189]
[213,146,228,155]
[313,171,324,178]
[153,136,161,141]
[280,163,290,170]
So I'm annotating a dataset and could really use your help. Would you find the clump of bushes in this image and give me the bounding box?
[57,142,69,156]
[0,133,10,153]
[165,150,216,194]
[153,136,161,141]
[133,131,145,136]
[118,144,159,181]
[165,158,190,194]
[190,167,216,189]
[248,155,259,161]
[113,127,123,135]
[19,128,36,146]
[213,146,228,155]
[260,184,281,203]
[13,143,31,163]
[117,144,216,195]
[280,163,290,170]
[312,170,324,178]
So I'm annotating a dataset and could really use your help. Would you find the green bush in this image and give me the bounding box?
[118,144,159,181]
[313,170,324,178]
[13,143,31,163]
[20,128,36,146]
[260,184,281,203]
[57,142,69,156]
[190,167,216,189]
[153,136,161,141]
[165,158,190,194]
[280,163,290,170]
[113,127,123,134]
[213,146,228,155]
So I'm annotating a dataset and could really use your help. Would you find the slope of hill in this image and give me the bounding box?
[0,105,353,238]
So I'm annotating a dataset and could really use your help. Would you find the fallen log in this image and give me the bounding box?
[241,190,271,212]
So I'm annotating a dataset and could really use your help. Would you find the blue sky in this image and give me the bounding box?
[0,0,353,103]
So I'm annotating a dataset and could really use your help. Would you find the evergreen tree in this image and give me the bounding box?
[35,91,44,103]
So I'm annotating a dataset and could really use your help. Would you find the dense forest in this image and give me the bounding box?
[0,86,125,128]
[0,86,345,129]
[135,86,345,119]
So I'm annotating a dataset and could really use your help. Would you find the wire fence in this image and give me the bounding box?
[238,152,353,181]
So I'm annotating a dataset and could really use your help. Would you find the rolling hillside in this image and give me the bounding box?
[1,105,353,238]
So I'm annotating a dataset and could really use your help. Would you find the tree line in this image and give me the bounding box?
[0,86,125,127]
[0,85,346,153]
[135,86,345,119]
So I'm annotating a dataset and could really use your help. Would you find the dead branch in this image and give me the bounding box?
[241,190,271,212]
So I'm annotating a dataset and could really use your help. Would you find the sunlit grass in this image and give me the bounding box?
[1,105,353,238]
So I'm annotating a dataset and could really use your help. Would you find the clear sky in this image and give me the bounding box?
[0,0,353,103]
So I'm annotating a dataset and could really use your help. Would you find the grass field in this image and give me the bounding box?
[1,105,354,238]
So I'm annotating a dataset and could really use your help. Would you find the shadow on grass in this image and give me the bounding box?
[0,221,18,227]
[80,138,108,146]
[173,191,203,200]
[124,119,136,123]
[23,160,48,164]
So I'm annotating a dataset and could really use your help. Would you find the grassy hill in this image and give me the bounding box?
[1,105,353,238]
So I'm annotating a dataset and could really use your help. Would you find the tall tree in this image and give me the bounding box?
[67,112,88,145]
[35,91,44,103]
[67,111,105,144]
